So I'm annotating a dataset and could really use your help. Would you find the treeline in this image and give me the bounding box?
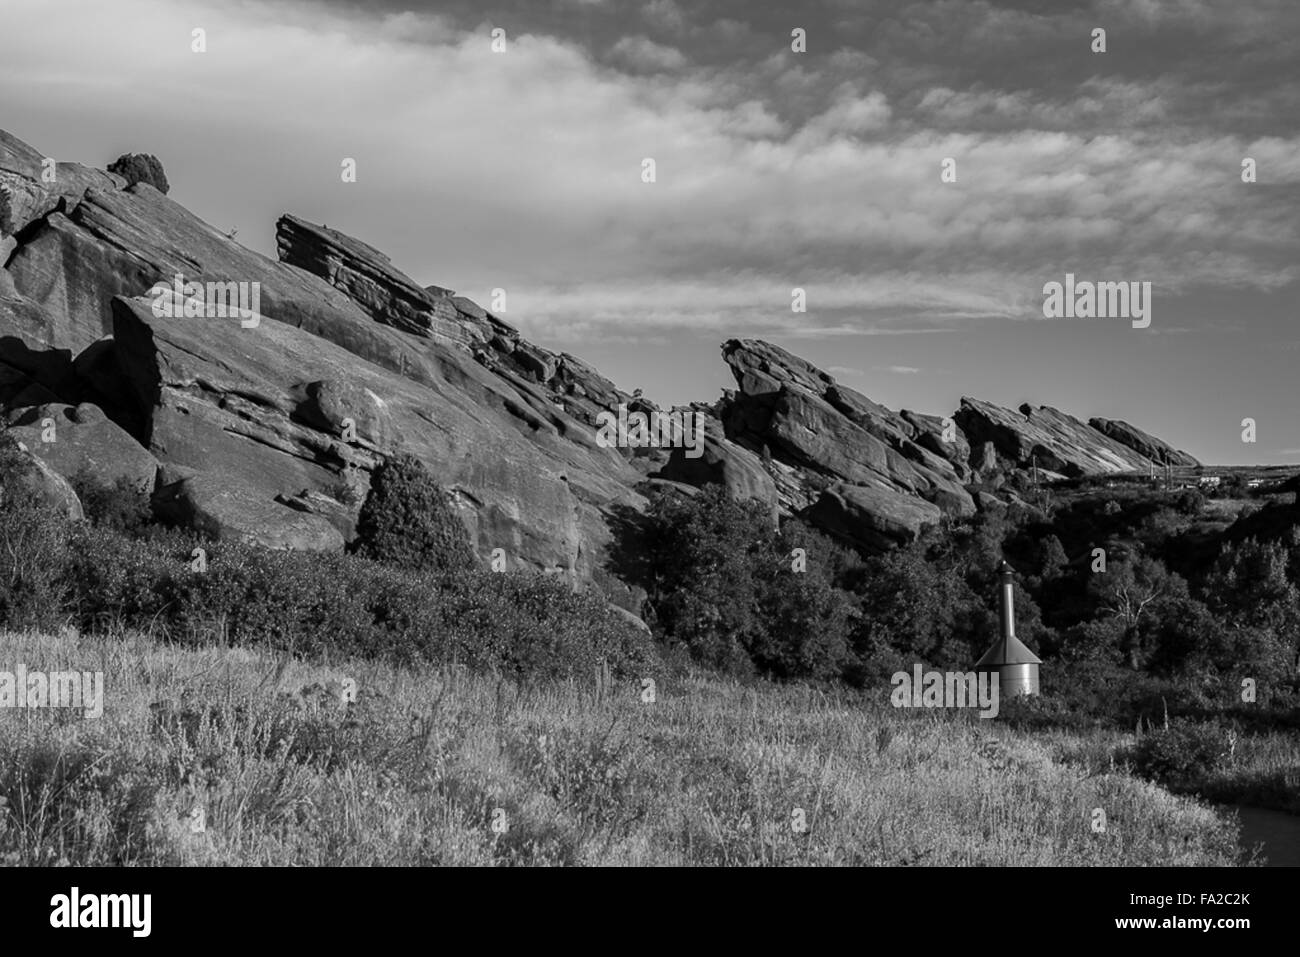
[627,483,1300,727]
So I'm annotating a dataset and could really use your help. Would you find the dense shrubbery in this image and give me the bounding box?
[0,449,655,681]
[1126,722,1232,789]
[639,486,857,681]
[0,442,69,632]
[5,423,1300,713]
[631,479,1300,717]
[69,469,153,535]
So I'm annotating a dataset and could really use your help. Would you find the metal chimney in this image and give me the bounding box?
[975,561,1041,697]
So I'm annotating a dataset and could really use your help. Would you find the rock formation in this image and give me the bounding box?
[0,128,1202,609]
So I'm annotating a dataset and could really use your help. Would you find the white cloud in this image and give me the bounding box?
[0,0,1295,350]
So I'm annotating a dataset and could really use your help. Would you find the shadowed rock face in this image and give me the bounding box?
[0,128,1202,582]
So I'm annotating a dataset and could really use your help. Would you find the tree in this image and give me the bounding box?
[108,153,170,194]
[639,485,856,680]
[353,453,474,574]
[1088,553,1187,669]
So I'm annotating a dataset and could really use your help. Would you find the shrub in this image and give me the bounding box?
[0,440,71,631]
[353,453,474,574]
[1126,722,1230,789]
[69,470,153,535]
[59,521,656,680]
[107,153,169,194]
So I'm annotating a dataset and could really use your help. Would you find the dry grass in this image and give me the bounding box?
[0,629,1243,866]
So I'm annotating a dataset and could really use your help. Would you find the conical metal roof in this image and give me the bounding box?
[976,632,1043,667]
[976,561,1043,667]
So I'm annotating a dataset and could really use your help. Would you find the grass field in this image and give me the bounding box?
[0,629,1248,866]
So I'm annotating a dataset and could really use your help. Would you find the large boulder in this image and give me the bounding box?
[1088,417,1199,468]
[153,471,344,551]
[654,414,778,506]
[4,402,158,491]
[0,437,83,519]
[803,483,941,552]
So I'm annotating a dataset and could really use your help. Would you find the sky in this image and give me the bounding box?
[1,0,1298,464]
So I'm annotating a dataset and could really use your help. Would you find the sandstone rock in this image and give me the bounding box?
[275,488,360,543]
[901,408,970,476]
[5,402,158,491]
[1,438,83,519]
[153,472,345,551]
[109,293,643,584]
[276,214,495,348]
[954,397,1154,477]
[719,339,973,523]
[654,415,777,506]
[803,483,941,552]
[1088,417,1199,468]
[0,130,123,238]
[5,179,417,368]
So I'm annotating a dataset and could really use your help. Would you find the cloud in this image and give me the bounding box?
[607,35,686,72]
[0,0,1296,352]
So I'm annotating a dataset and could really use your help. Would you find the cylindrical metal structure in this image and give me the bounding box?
[976,561,1041,697]
[999,565,1015,641]
[995,661,1039,698]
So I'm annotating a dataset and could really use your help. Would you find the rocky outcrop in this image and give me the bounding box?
[106,289,642,581]
[276,215,497,347]
[954,397,1156,477]
[1,130,124,239]
[0,127,1205,589]
[654,414,777,507]
[1,436,83,519]
[153,471,344,552]
[804,483,942,551]
[1088,417,1199,468]
[717,339,974,540]
[4,402,157,492]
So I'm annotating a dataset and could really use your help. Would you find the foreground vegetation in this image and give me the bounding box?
[1,435,1296,864]
[0,630,1246,866]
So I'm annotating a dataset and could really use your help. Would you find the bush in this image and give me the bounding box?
[353,453,474,574]
[69,470,153,535]
[56,520,657,681]
[107,153,169,194]
[1126,722,1230,789]
[0,440,71,631]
